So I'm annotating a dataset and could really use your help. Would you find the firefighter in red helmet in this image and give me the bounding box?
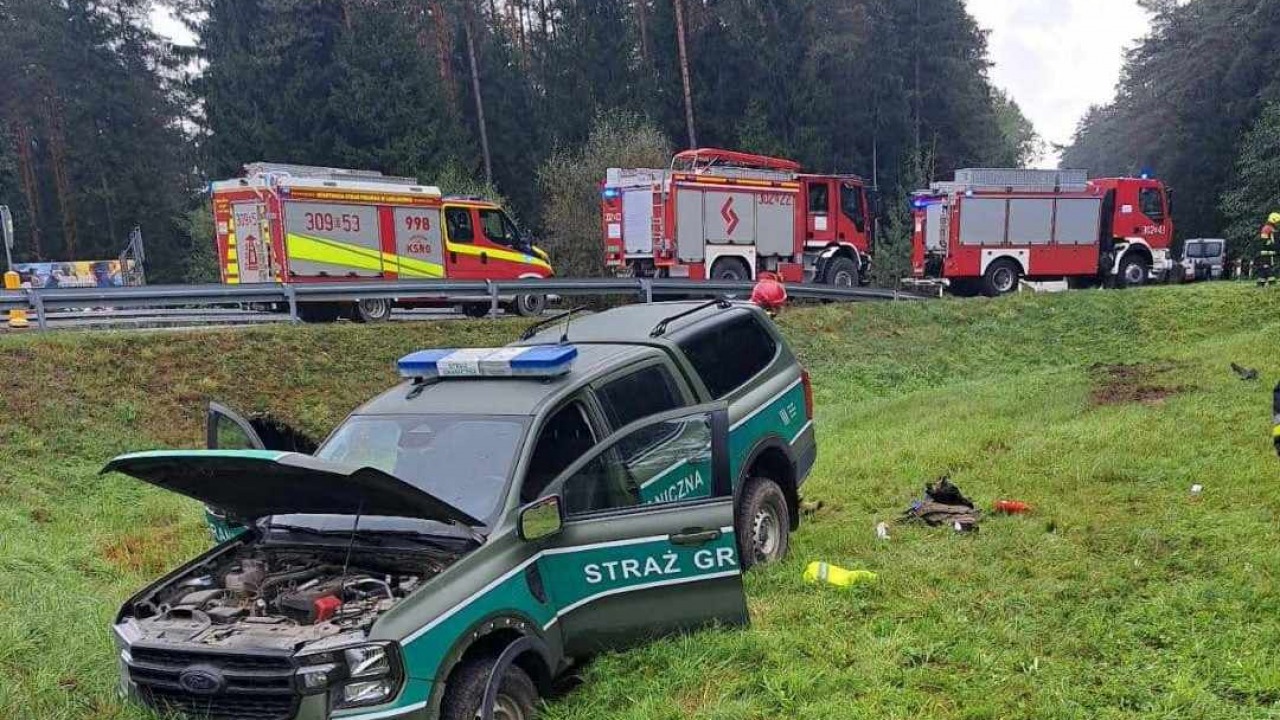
[751,271,788,315]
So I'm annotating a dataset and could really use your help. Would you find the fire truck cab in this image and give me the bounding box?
[212,163,553,321]
[603,149,875,287]
[910,169,1173,296]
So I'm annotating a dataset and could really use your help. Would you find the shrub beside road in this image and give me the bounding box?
[2,284,1278,718]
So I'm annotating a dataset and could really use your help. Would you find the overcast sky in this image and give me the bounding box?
[150,1,1153,168]
[965,0,1152,167]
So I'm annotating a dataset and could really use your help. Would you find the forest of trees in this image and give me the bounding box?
[1,0,1040,282]
[1062,0,1280,262]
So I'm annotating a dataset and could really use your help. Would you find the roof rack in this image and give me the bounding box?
[672,148,802,174]
[651,297,733,338]
[241,162,419,186]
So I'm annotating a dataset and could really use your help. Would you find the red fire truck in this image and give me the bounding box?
[909,168,1173,296]
[602,148,876,286]
[211,163,553,321]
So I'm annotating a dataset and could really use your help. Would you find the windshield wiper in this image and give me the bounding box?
[264,524,388,544]
[264,522,483,550]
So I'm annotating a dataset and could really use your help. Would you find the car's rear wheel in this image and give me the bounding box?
[514,293,548,317]
[737,477,791,569]
[351,298,392,323]
[441,655,539,720]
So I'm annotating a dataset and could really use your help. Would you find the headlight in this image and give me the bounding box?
[343,679,397,705]
[296,642,404,709]
[345,645,391,678]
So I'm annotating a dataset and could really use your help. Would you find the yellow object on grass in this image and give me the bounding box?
[803,561,878,588]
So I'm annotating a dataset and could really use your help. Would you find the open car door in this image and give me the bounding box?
[204,403,268,541]
[531,404,748,655]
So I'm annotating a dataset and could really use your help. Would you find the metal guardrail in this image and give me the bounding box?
[1,278,927,330]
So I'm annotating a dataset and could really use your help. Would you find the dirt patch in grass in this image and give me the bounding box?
[1089,362,1188,407]
[101,526,185,575]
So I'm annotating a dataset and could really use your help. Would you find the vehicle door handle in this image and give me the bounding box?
[669,528,722,546]
[481,252,488,264]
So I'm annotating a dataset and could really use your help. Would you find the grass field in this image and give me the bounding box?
[3,283,1280,719]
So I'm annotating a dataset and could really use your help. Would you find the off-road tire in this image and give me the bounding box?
[824,256,860,288]
[514,293,548,317]
[736,477,791,569]
[351,298,392,323]
[441,656,539,720]
[1118,254,1149,287]
[981,259,1021,297]
[711,257,752,282]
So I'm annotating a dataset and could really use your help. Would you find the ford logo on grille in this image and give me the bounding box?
[178,666,226,695]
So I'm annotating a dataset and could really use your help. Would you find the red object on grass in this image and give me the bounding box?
[994,500,1031,514]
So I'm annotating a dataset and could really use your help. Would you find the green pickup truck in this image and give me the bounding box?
[105,300,817,720]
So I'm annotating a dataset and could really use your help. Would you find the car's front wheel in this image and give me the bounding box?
[441,655,539,720]
[736,477,791,569]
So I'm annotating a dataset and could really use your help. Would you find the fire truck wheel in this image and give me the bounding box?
[824,257,860,288]
[737,477,791,569]
[352,298,392,323]
[1119,254,1149,287]
[461,303,493,319]
[711,257,752,282]
[514,293,548,317]
[982,259,1021,297]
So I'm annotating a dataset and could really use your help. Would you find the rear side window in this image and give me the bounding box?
[596,365,684,430]
[678,316,778,399]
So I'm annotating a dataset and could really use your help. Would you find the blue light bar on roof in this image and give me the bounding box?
[398,345,578,379]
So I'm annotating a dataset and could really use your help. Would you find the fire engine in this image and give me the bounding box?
[909,168,1173,296]
[602,148,876,286]
[211,163,553,321]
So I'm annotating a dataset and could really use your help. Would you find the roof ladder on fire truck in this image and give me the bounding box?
[650,182,666,259]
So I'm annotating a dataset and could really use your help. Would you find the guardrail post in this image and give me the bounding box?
[640,278,653,304]
[283,285,300,323]
[28,288,47,330]
[487,281,500,318]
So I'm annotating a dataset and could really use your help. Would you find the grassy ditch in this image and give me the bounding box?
[3,283,1279,719]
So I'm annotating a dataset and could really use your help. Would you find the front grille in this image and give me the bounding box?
[126,645,300,720]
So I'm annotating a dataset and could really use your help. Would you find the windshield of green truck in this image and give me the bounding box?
[315,413,528,523]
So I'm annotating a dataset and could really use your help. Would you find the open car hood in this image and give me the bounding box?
[101,450,483,527]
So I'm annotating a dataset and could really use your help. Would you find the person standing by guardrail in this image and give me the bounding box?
[1258,212,1280,287]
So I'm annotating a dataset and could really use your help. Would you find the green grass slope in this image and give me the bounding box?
[4,284,1280,719]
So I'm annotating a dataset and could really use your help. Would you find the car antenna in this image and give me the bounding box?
[558,305,575,344]
[519,306,587,342]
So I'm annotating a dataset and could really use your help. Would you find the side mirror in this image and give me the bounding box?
[518,495,563,542]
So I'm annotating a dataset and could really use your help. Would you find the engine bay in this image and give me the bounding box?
[122,542,460,651]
